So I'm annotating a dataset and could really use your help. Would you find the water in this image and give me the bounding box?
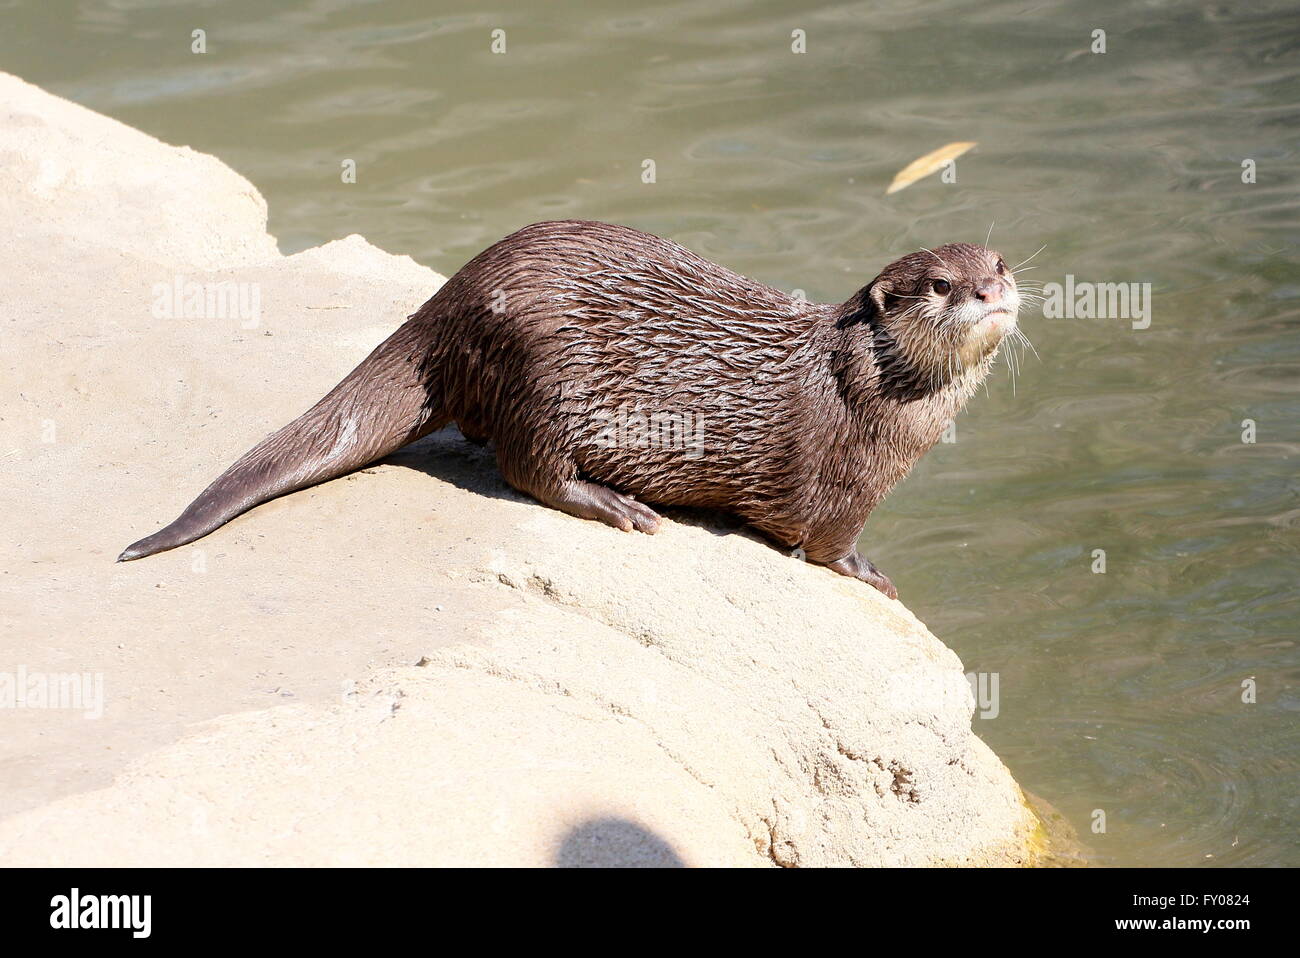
[5,0,1297,866]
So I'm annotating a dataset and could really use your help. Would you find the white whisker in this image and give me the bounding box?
[1012,244,1047,271]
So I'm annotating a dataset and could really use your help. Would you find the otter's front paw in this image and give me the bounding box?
[824,552,899,600]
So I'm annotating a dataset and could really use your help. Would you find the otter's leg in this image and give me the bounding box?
[538,479,662,534]
[747,514,898,600]
[822,551,898,600]
[492,416,661,533]
[495,448,661,533]
[457,425,490,446]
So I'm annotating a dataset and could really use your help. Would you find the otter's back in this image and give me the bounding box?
[420,220,823,505]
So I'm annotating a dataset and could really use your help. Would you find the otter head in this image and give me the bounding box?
[863,243,1020,386]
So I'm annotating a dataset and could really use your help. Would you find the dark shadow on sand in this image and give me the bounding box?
[383,426,768,545]
[553,817,688,868]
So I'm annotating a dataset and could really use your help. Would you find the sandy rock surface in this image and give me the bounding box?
[0,72,1041,866]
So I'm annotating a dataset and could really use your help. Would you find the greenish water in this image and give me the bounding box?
[5,0,1296,866]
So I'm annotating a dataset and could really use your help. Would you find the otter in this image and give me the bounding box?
[118,220,1022,598]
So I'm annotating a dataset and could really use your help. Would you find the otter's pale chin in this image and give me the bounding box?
[958,310,1016,366]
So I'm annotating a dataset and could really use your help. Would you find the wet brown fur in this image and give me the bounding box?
[119,220,1019,597]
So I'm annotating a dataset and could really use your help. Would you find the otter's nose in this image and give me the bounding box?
[974,280,1003,304]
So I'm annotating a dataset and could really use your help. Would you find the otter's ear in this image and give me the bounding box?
[840,276,892,329]
[866,277,893,317]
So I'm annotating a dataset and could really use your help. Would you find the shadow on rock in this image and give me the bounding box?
[554,817,687,868]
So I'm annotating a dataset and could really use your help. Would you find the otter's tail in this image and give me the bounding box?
[117,321,445,562]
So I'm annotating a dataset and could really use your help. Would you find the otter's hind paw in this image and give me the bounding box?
[824,551,898,600]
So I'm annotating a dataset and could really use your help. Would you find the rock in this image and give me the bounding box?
[0,73,278,271]
[0,71,1044,866]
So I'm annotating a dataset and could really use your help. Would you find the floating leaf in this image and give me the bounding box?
[885,141,976,194]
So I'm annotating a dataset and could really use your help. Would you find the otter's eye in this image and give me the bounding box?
[932,279,951,296]
[996,260,1006,275]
